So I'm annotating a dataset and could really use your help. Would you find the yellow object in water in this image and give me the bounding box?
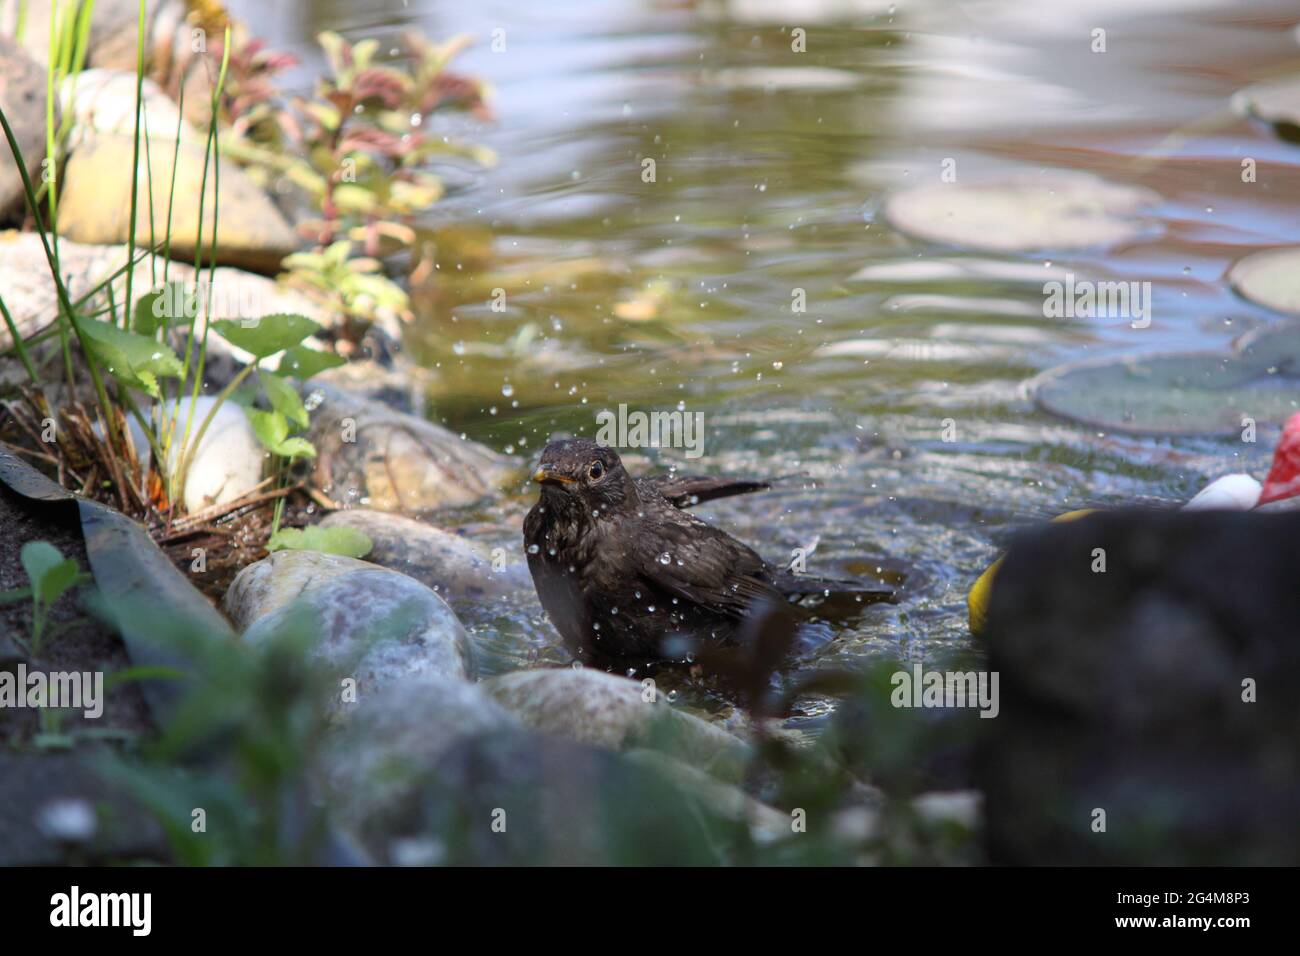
[967,509,1096,635]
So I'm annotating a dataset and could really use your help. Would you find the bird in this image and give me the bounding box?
[523,438,895,667]
[967,411,1300,635]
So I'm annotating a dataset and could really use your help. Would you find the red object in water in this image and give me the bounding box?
[1258,412,1300,505]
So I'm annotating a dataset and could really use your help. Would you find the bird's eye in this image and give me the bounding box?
[588,460,605,481]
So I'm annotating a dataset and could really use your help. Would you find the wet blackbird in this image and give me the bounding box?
[523,438,894,666]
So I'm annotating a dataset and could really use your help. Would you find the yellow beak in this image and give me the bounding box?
[532,467,575,485]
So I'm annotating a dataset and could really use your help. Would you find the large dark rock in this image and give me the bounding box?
[980,509,1300,865]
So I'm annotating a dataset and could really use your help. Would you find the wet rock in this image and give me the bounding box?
[166,396,264,515]
[885,171,1159,253]
[0,38,51,218]
[225,551,474,697]
[305,383,517,513]
[482,668,750,780]
[318,509,531,606]
[981,508,1300,864]
[222,549,373,630]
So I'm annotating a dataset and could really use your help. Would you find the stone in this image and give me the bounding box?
[305,383,517,513]
[0,37,51,217]
[222,549,372,631]
[981,508,1300,864]
[59,69,202,154]
[163,396,264,515]
[1,1,174,73]
[0,231,328,353]
[321,673,518,839]
[407,729,762,865]
[225,551,474,699]
[625,749,789,840]
[318,509,531,606]
[482,667,750,780]
[57,132,298,272]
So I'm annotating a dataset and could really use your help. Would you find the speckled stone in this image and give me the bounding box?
[319,509,531,606]
[322,673,518,837]
[482,667,749,780]
[226,553,474,704]
[305,384,517,513]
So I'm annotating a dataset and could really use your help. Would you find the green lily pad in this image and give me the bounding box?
[1228,247,1300,316]
[1031,323,1300,436]
[885,172,1160,253]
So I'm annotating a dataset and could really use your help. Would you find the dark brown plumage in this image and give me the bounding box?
[523,438,893,666]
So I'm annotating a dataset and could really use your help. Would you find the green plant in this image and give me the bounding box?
[265,525,373,558]
[217,29,494,332]
[0,541,90,655]
[0,6,341,525]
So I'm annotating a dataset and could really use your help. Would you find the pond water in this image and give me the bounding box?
[233,0,1300,721]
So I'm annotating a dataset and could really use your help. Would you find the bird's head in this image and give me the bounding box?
[531,438,635,514]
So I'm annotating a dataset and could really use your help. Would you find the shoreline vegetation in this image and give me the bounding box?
[3,1,1295,869]
[1,0,979,867]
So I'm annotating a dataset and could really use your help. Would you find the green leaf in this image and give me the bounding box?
[266,525,372,559]
[274,437,317,460]
[21,542,79,605]
[261,372,309,429]
[247,408,289,450]
[246,409,316,460]
[277,345,346,380]
[212,313,321,359]
[134,281,196,335]
[77,318,184,398]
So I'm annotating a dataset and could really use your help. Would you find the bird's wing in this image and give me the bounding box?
[637,474,770,509]
[628,508,781,618]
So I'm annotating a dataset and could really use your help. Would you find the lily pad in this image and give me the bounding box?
[1031,323,1300,436]
[885,172,1161,253]
[1228,247,1300,317]
[1232,76,1300,144]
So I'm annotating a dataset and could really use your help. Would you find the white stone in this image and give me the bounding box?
[164,396,265,514]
